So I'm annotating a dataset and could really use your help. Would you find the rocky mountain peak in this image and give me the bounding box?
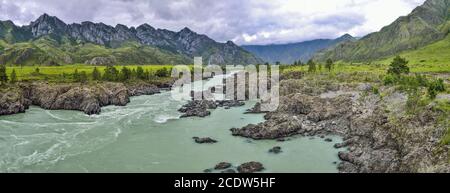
[335,34,355,42]
[30,13,67,37]
[179,27,194,34]
[115,24,129,30]
[137,24,156,31]
[226,40,238,47]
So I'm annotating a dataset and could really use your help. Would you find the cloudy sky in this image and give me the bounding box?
[0,0,426,45]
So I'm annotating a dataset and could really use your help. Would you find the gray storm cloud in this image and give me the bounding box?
[0,0,426,45]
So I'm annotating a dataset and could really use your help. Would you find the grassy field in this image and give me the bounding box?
[4,64,176,81]
[281,59,450,75]
[376,35,450,73]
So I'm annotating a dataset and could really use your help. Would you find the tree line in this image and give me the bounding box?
[0,64,171,84]
[72,65,171,83]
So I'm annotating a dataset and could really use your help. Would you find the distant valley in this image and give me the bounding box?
[242,34,356,64]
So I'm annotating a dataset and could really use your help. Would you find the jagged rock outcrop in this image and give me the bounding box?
[0,82,162,116]
[20,82,129,115]
[0,88,31,115]
[127,83,161,96]
[232,77,450,173]
[84,56,117,66]
[231,93,353,139]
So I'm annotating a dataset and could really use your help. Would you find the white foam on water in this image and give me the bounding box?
[45,110,70,121]
[153,114,180,124]
[113,128,122,138]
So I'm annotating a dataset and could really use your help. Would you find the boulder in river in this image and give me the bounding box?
[214,162,232,170]
[237,162,264,173]
[179,100,216,118]
[268,146,282,154]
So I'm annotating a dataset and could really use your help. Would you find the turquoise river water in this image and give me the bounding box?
[0,75,342,172]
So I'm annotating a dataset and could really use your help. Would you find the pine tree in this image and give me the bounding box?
[0,65,8,84]
[144,70,151,80]
[120,66,132,81]
[103,65,119,81]
[136,66,145,80]
[325,58,333,72]
[92,67,101,81]
[307,59,316,73]
[10,69,17,83]
[73,69,80,82]
[78,71,88,83]
[155,67,169,78]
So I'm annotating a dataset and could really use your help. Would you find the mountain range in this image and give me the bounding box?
[314,0,450,62]
[242,34,356,64]
[0,14,262,66]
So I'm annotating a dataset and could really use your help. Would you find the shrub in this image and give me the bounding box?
[387,56,409,75]
[383,74,397,85]
[372,86,380,95]
[427,79,446,99]
[406,89,428,114]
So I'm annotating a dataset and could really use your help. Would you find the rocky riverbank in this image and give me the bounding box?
[0,81,166,116]
[231,76,450,173]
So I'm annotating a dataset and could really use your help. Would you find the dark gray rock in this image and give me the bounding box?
[179,100,217,118]
[269,146,282,154]
[237,162,264,173]
[214,162,232,170]
[193,137,218,144]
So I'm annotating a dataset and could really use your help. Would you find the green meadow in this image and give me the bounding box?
[5,64,176,82]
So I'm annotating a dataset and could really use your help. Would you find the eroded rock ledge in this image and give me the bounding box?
[231,79,449,173]
[0,82,165,116]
